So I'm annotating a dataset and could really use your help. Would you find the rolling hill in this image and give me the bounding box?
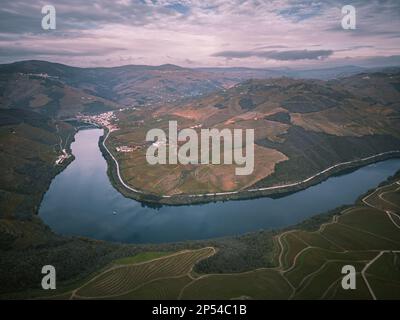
[106,70,400,202]
[0,61,231,109]
[0,109,75,220]
[0,71,120,118]
[1,61,386,116]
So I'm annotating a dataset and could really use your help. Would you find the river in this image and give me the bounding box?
[39,128,400,244]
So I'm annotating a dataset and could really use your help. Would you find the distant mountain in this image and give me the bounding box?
[197,65,368,81]
[284,65,367,80]
[1,60,399,119]
[332,71,400,106]
[0,60,229,108]
[161,71,400,134]
[0,71,119,118]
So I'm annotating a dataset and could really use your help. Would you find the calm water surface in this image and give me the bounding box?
[39,129,400,244]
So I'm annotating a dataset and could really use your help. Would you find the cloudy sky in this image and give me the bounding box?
[0,0,399,68]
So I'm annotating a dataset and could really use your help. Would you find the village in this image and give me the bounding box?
[77,111,145,154]
[77,111,119,132]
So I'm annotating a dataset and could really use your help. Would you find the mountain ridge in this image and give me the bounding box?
[2,60,399,113]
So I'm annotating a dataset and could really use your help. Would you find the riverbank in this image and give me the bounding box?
[35,125,97,216]
[5,168,400,299]
[99,128,400,205]
[4,122,400,295]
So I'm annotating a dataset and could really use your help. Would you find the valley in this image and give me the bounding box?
[0,60,399,300]
[2,0,400,304]
[37,127,400,244]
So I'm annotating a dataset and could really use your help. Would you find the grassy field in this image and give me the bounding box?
[113,252,173,265]
[36,178,400,300]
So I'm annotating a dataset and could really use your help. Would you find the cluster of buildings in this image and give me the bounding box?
[20,72,59,80]
[78,111,148,154]
[78,112,119,132]
[55,149,70,165]
[115,145,143,153]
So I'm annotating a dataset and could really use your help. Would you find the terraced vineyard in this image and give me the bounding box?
[41,179,400,300]
[180,180,400,300]
[72,248,215,299]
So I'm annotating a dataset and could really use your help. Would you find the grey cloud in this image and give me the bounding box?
[184,58,197,65]
[326,25,400,39]
[253,45,290,50]
[277,1,324,22]
[0,0,180,35]
[2,0,400,35]
[0,45,127,58]
[212,49,334,61]
[0,0,399,67]
[335,45,375,53]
